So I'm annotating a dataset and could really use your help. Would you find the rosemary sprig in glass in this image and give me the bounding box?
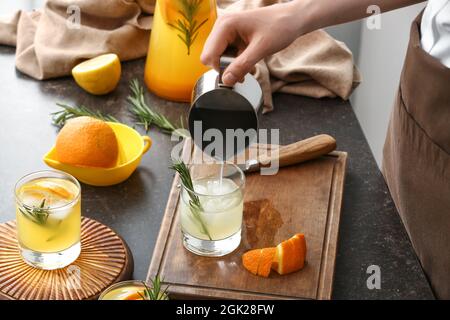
[138,276,169,300]
[52,103,119,127]
[170,161,213,241]
[19,199,63,241]
[127,79,189,138]
[18,199,50,226]
[168,0,209,55]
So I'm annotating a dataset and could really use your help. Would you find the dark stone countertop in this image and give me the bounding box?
[0,2,435,296]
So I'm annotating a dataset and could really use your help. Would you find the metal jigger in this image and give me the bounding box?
[189,54,263,160]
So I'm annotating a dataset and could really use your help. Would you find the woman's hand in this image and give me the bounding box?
[201,2,304,86]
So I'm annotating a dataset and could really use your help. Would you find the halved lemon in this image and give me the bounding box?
[72,53,121,95]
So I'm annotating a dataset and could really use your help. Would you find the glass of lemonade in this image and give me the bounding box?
[15,170,81,270]
[180,162,245,257]
[99,280,169,300]
[99,280,148,300]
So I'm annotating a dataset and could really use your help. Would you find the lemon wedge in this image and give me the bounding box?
[72,53,121,95]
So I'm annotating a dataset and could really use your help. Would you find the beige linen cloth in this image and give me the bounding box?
[0,0,360,113]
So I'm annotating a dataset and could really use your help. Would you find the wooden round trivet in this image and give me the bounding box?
[0,217,133,300]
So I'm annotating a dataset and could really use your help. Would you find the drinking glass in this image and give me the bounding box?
[99,280,147,300]
[15,170,81,270]
[180,162,245,256]
[99,280,169,300]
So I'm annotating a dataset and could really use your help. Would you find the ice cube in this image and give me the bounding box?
[48,206,72,221]
[221,179,238,193]
[202,193,241,212]
[205,179,237,196]
[202,197,221,211]
[193,184,207,194]
[21,194,45,208]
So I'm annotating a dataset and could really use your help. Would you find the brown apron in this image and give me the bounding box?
[383,12,450,299]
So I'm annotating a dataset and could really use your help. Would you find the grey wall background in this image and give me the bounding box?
[326,3,426,168]
[326,21,362,64]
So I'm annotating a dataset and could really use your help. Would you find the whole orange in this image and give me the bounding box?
[55,116,119,168]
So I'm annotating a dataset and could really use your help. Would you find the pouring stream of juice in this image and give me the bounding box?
[219,162,224,188]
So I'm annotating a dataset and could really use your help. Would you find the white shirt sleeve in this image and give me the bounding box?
[421,0,450,68]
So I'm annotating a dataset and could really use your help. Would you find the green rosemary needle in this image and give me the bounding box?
[127,79,189,138]
[138,276,169,300]
[170,161,213,241]
[52,103,118,127]
[168,0,209,55]
[18,199,50,226]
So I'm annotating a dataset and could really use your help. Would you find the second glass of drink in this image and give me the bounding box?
[179,163,245,256]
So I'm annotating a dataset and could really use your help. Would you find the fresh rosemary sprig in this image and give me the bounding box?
[50,81,189,139]
[19,199,50,226]
[127,79,189,138]
[170,161,213,241]
[52,103,119,127]
[168,0,209,55]
[138,276,169,300]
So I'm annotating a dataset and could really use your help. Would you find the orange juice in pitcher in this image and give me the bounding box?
[144,0,217,102]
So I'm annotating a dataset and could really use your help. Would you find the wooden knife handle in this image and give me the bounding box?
[259,134,337,168]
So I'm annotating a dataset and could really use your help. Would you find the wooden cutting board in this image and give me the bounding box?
[147,139,347,300]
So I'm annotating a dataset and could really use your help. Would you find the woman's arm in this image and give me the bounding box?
[201,0,425,86]
[297,0,424,34]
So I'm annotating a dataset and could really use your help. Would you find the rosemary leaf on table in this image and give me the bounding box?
[170,161,213,241]
[127,79,189,138]
[52,103,119,127]
[51,81,188,139]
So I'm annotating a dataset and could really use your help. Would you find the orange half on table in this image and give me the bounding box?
[43,122,152,186]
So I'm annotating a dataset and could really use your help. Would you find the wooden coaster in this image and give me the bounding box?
[0,217,133,300]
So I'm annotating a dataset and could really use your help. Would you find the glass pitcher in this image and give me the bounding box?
[144,0,217,102]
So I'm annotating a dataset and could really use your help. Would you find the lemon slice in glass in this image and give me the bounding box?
[20,180,75,206]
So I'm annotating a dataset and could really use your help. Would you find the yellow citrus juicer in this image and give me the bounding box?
[43,122,152,186]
